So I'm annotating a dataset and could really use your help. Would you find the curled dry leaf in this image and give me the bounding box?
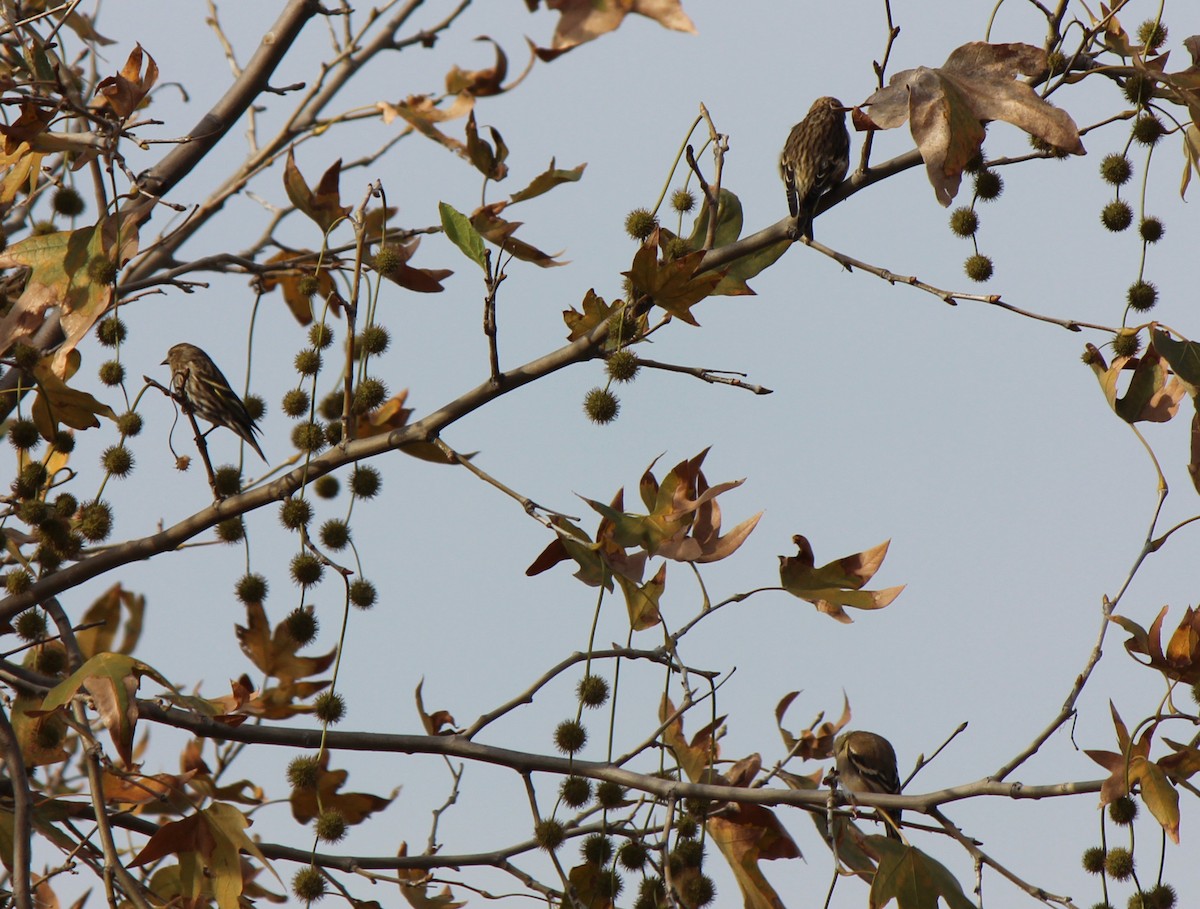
[860,42,1085,205]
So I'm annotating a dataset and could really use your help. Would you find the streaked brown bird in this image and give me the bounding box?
[163,343,265,461]
[834,729,902,839]
[779,96,851,241]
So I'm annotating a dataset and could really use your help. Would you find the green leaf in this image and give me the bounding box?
[439,202,488,272]
[687,188,743,250]
[869,838,977,909]
[1152,327,1200,391]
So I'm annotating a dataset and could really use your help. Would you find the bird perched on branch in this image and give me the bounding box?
[163,343,265,461]
[779,96,850,241]
[834,729,902,839]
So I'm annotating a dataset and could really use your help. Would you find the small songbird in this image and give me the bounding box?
[834,729,903,839]
[779,96,851,241]
[162,343,265,461]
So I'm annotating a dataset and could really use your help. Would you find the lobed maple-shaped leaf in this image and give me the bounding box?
[860,42,1084,205]
[102,768,197,807]
[259,250,338,326]
[1085,342,1186,425]
[622,237,723,325]
[397,842,467,909]
[1159,738,1200,783]
[778,535,904,623]
[371,236,453,292]
[290,752,396,824]
[676,187,785,295]
[868,836,977,909]
[0,217,139,363]
[527,0,696,58]
[562,288,624,341]
[284,151,351,233]
[1085,702,1180,842]
[472,203,566,267]
[585,449,760,564]
[92,44,158,119]
[40,652,171,767]
[616,562,666,630]
[75,583,145,659]
[660,699,801,909]
[235,601,336,686]
[31,352,117,440]
[775,691,851,761]
[1110,605,1200,684]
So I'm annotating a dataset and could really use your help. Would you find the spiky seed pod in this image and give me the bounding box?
[17,463,48,497]
[14,608,45,638]
[52,187,85,216]
[319,519,350,550]
[635,877,666,909]
[235,573,268,604]
[1101,201,1133,232]
[117,411,143,437]
[1105,846,1134,880]
[1081,846,1106,874]
[973,170,1003,201]
[96,317,126,347]
[1108,796,1137,825]
[353,378,387,414]
[290,553,324,586]
[583,387,619,424]
[594,872,622,900]
[294,347,322,377]
[560,776,592,808]
[215,518,244,543]
[324,421,342,445]
[1111,330,1141,359]
[314,810,346,844]
[102,445,134,477]
[314,475,339,499]
[581,834,613,865]
[606,349,640,383]
[624,208,658,240]
[51,430,74,453]
[949,207,979,237]
[350,466,381,499]
[287,755,320,790]
[213,465,243,497]
[34,644,67,675]
[1132,114,1165,146]
[297,275,320,299]
[618,840,648,870]
[1146,884,1176,909]
[308,323,333,350]
[596,780,625,809]
[1139,217,1164,243]
[163,343,266,461]
[359,324,389,355]
[52,494,77,518]
[534,818,565,852]
[282,389,311,418]
[674,814,699,839]
[671,189,696,213]
[291,867,326,902]
[285,608,318,645]
[348,578,377,609]
[779,96,851,241]
[31,221,55,236]
[313,692,345,724]
[673,839,704,868]
[681,874,716,908]
[291,421,326,452]
[87,257,117,284]
[1100,154,1133,186]
[554,719,587,754]
[279,498,313,530]
[1137,19,1168,51]
[964,254,994,282]
[8,419,39,451]
[318,393,342,421]
[11,344,40,371]
[577,674,610,708]
[77,501,112,542]
[1122,73,1154,106]
[1127,280,1157,311]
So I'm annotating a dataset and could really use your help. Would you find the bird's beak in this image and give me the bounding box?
[160,358,168,366]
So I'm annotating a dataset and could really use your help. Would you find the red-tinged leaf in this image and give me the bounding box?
[528,0,696,55]
[102,769,196,805]
[1159,738,1200,782]
[396,842,467,909]
[525,516,613,590]
[623,241,722,325]
[259,250,339,326]
[779,536,904,622]
[862,42,1083,204]
[93,45,157,119]
[415,679,460,735]
[1111,606,1200,683]
[284,151,351,233]
[129,813,210,868]
[290,752,396,824]
[445,37,509,97]
[472,205,567,267]
[509,159,586,203]
[378,93,475,154]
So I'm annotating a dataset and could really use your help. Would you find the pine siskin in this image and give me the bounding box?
[834,729,902,839]
[779,96,851,241]
[162,343,265,461]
